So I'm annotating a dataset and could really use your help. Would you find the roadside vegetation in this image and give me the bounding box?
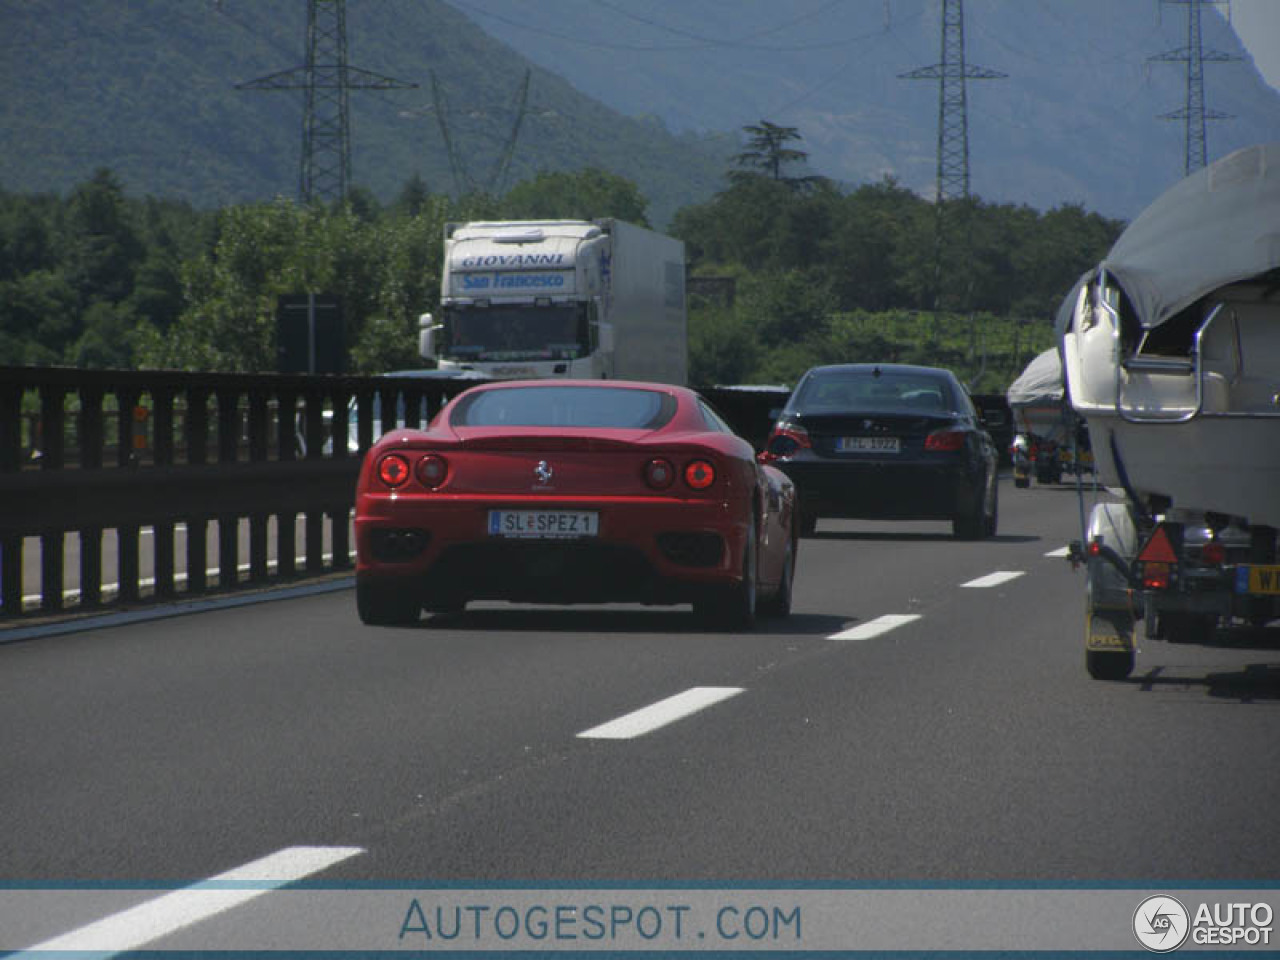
[0,125,1118,391]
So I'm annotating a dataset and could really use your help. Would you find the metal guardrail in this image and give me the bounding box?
[0,367,474,621]
[0,366,1010,623]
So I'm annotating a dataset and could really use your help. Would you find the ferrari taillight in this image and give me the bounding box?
[644,457,676,490]
[377,454,410,488]
[415,453,449,489]
[684,459,716,490]
[925,429,966,452]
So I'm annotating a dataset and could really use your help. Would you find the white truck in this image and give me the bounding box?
[419,218,688,384]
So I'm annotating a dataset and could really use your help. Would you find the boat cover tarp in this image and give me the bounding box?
[1086,142,1280,330]
[1006,348,1063,408]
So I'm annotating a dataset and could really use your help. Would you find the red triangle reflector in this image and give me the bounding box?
[1138,526,1179,563]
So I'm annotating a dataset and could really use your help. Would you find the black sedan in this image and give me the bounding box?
[759,363,999,539]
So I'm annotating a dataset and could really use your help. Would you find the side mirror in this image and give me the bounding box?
[418,312,439,359]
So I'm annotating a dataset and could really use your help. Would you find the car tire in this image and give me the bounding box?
[695,522,758,631]
[356,578,421,626]
[799,512,818,538]
[758,531,795,618]
[983,476,999,538]
[425,596,467,615]
[952,476,988,540]
[1086,649,1134,681]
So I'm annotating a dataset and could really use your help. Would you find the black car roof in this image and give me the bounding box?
[801,363,956,380]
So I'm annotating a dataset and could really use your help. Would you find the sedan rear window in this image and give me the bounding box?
[451,386,676,429]
[793,373,955,413]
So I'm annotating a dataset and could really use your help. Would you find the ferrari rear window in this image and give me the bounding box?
[451,386,676,429]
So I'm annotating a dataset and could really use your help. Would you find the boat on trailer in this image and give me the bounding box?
[1058,142,1280,679]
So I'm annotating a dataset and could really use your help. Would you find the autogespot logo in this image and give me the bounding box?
[1134,895,1191,952]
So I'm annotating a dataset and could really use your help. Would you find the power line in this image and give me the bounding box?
[1150,0,1239,175]
[236,0,416,205]
[449,0,905,53]
[899,0,1005,315]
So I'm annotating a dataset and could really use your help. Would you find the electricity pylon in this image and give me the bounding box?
[900,0,1005,313]
[1150,0,1238,175]
[238,0,416,205]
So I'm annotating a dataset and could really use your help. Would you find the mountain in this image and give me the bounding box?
[5,1,1279,230]
[0,0,732,227]
[445,0,1280,220]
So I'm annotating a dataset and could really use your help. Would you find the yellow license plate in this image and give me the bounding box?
[1240,565,1280,595]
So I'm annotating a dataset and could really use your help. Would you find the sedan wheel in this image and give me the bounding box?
[983,476,999,538]
[356,578,421,626]
[952,475,989,540]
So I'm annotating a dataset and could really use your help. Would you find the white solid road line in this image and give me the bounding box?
[577,686,745,740]
[960,570,1025,589]
[16,846,363,956]
[828,613,922,641]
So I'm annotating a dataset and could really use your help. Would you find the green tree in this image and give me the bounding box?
[687,304,760,386]
[732,120,823,191]
[65,168,144,305]
[500,168,649,225]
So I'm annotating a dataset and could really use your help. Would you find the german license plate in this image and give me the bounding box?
[488,510,599,539]
[836,436,900,453]
[1236,564,1280,595]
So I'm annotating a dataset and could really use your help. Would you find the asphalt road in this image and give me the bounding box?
[3,477,1278,949]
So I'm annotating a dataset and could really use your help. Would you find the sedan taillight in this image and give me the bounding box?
[924,429,966,452]
[762,423,811,461]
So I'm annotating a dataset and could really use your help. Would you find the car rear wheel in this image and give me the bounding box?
[952,475,990,540]
[356,578,421,626]
[758,532,795,618]
[695,523,758,631]
[983,476,999,538]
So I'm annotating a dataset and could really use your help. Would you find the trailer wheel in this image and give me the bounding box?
[1086,649,1134,681]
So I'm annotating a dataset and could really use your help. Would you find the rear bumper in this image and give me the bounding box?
[775,459,973,520]
[354,494,749,604]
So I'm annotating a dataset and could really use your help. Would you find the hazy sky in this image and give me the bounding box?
[1230,0,1280,90]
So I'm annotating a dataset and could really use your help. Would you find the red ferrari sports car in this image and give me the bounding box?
[354,380,798,629]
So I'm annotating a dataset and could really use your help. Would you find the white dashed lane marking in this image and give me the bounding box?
[17,846,363,956]
[1045,546,1071,558]
[828,614,922,641]
[960,570,1025,589]
[577,686,745,740]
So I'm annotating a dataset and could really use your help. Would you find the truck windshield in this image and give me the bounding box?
[444,305,586,362]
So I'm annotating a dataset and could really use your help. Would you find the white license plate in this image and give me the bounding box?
[837,436,900,453]
[488,510,599,539]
